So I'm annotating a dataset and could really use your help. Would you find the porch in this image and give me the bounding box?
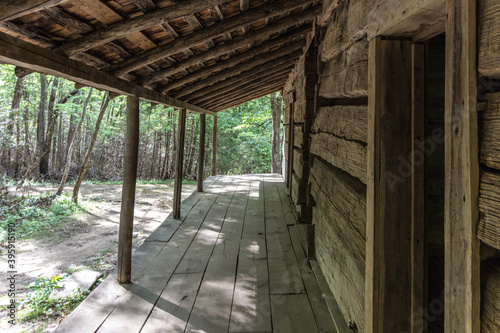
[55,174,341,333]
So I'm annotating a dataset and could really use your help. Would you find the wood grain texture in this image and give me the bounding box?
[173,108,186,219]
[319,39,368,99]
[310,105,367,184]
[444,0,481,331]
[480,92,500,169]
[481,259,500,333]
[478,0,500,77]
[0,0,68,21]
[310,157,366,332]
[478,170,500,250]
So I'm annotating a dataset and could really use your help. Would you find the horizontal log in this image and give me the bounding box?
[319,39,368,99]
[169,41,305,98]
[187,57,299,104]
[0,22,56,48]
[56,0,228,57]
[480,92,500,169]
[478,169,500,251]
[310,156,366,331]
[310,105,368,183]
[366,0,445,40]
[212,83,284,111]
[481,259,500,332]
[144,6,320,86]
[39,6,93,35]
[162,26,308,94]
[200,71,291,109]
[0,30,213,115]
[109,0,313,77]
[479,0,500,77]
[130,0,156,13]
[0,0,68,22]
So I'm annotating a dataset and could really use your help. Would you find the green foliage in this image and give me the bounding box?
[17,275,89,323]
[0,189,86,241]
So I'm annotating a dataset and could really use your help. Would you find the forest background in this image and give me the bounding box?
[0,64,283,187]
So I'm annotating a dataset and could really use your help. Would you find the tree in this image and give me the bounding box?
[36,74,47,178]
[270,92,282,173]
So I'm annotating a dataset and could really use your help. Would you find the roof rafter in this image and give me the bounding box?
[0,0,68,22]
[167,41,305,98]
[211,82,284,111]
[161,25,309,94]
[108,0,314,77]
[0,31,213,115]
[143,6,319,86]
[55,0,229,57]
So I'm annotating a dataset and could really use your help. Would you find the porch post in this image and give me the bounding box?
[173,108,186,219]
[197,113,206,192]
[444,0,480,331]
[117,95,140,284]
[211,115,217,176]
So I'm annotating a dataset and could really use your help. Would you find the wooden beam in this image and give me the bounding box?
[240,0,250,11]
[200,72,291,109]
[213,84,283,111]
[411,42,427,333]
[365,37,413,332]
[187,59,297,104]
[117,95,140,284]
[143,6,320,86]
[287,97,295,190]
[0,0,68,22]
[167,41,305,97]
[173,108,187,219]
[0,21,56,48]
[0,31,213,115]
[130,0,156,13]
[55,0,229,57]
[39,7,93,35]
[211,116,217,176]
[197,114,206,192]
[161,27,309,94]
[444,0,480,331]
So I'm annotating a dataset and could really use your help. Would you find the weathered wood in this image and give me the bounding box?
[162,28,306,95]
[168,40,305,98]
[240,0,250,11]
[270,294,319,332]
[55,0,229,56]
[481,259,500,333]
[365,38,413,333]
[173,108,187,219]
[480,92,500,169]
[213,83,284,112]
[320,0,369,63]
[0,21,56,48]
[310,157,366,331]
[319,39,368,99]
[117,95,140,284]
[144,7,320,86]
[444,0,481,331]
[287,98,295,190]
[110,0,313,77]
[187,59,297,105]
[0,0,68,22]
[318,0,343,27]
[0,31,213,115]
[478,170,500,250]
[39,7,93,35]
[197,114,205,192]
[410,42,427,333]
[310,105,367,183]
[366,0,445,40]
[478,0,500,77]
[130,0,156,13]
[211,116,217,176]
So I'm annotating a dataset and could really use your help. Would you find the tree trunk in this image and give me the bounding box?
[270,92,282,173]
[73,92,110,203]
[4,75,25,177]
[57,88,93,196]
[42,77,59,179]
[36,74,48,178]
[149,132,158,179]
[23,92,30,170]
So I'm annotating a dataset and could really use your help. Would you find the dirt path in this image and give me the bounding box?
[0,183,196,315]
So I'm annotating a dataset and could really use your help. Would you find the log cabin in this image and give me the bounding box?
[1,0,499,332]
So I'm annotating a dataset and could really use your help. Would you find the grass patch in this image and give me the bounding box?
[0,189,92,242]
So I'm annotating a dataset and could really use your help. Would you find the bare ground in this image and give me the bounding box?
[0,182,196,332]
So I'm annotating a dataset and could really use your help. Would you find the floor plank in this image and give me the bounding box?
[270,294,319,333]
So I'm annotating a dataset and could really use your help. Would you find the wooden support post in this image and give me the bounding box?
[444,0,480,331]
[411,42,427,333]
[211,115,217,176]
[197,114,206,192]
[117,95,140,284]
[365,37,413,332]
[173,108,187,219]
[287,98,295,190]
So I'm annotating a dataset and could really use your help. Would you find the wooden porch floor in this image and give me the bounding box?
[55,175,337,333]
